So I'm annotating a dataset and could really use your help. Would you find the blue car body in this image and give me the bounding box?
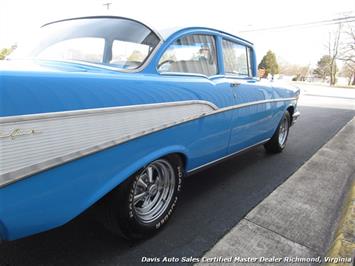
[0,17,299,241]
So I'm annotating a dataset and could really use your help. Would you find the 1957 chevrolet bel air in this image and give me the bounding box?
[0,16,300,241]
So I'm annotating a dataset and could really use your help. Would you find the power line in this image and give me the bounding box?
[240,16,355,33]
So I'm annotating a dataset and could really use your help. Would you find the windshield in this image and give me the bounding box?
[10,17,161,70]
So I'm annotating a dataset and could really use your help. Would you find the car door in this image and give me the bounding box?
[156,33,235,169]
[221,39,275,153]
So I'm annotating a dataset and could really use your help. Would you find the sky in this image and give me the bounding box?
[1,0,354,66]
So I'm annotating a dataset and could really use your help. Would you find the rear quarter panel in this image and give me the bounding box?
[0,67,232,240]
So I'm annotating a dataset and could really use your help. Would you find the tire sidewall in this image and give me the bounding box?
[122,155,183,237]
[278,112,290,149]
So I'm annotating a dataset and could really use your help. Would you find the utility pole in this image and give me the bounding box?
[103,2,112,10]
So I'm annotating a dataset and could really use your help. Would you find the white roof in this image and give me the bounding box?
[153,24,253,45]
[45,16,251,44]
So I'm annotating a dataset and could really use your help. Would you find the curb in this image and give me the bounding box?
[326,178,355,266]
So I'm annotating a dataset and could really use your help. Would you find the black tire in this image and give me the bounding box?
[103,154,183,240]
[264,111,291,153]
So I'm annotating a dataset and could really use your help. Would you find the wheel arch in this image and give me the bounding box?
[88,145,190,205]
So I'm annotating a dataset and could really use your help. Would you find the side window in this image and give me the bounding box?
[158,34,217,76]
[37,37,105,64]
[222,39,251,77]
[111,40,151,69]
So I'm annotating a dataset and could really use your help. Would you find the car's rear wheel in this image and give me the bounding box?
[264,111,291,153]
[103,154,183,240]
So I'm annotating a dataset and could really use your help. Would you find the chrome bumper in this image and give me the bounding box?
[292,111,300,126]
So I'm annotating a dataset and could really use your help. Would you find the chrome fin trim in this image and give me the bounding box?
[0,100,219,123]
[0,97,296,188]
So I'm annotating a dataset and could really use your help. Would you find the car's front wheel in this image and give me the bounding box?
[103,154,183,240]
[264,111,291,153]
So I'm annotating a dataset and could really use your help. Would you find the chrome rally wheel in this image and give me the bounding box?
[264,111,291,153]
[103,155,183,240]
[278,115,289,147]
[133,159,176,224]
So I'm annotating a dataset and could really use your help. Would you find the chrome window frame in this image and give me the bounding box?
[156,33,219,77]
[221,38,253,78]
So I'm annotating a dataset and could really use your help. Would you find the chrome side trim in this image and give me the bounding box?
[0,100,218,124]
[159,72,209,79]
[0,97,296,188]
[187,138,270,174]
[214,98,296,115]
[159,72,230,81]
[0,101,216,188]
[0,97,297,124]
[0,109,212,188]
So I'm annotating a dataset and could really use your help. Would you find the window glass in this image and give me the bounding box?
[37,37,105,64]
[222,40,250,76]
[111,40,151,69]
[11,18,160,70]
[158,34,217,76]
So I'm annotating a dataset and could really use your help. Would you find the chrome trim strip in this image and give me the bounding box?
[0,100,218,124]
[160,72,209,79]
[0,97,296,188]
[213,98,296,115]
[159,72,230,80]
[0,97,297,124]
[187,138,270,174]
[0,107,214,188]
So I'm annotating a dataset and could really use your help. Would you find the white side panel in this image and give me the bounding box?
[0,97,296,187]
[0,101,216,187]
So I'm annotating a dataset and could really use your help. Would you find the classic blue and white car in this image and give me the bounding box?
[0,16,300,241]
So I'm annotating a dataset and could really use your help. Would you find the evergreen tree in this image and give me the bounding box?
[258,50,279,78]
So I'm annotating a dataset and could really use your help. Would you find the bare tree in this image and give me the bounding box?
[326,24,342,85]
[340,63,355,85]
[279,60,310,80]
[337,22,355,85]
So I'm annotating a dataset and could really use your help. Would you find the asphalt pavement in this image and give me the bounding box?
[198,117,355,266]
[0,105,354,266]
